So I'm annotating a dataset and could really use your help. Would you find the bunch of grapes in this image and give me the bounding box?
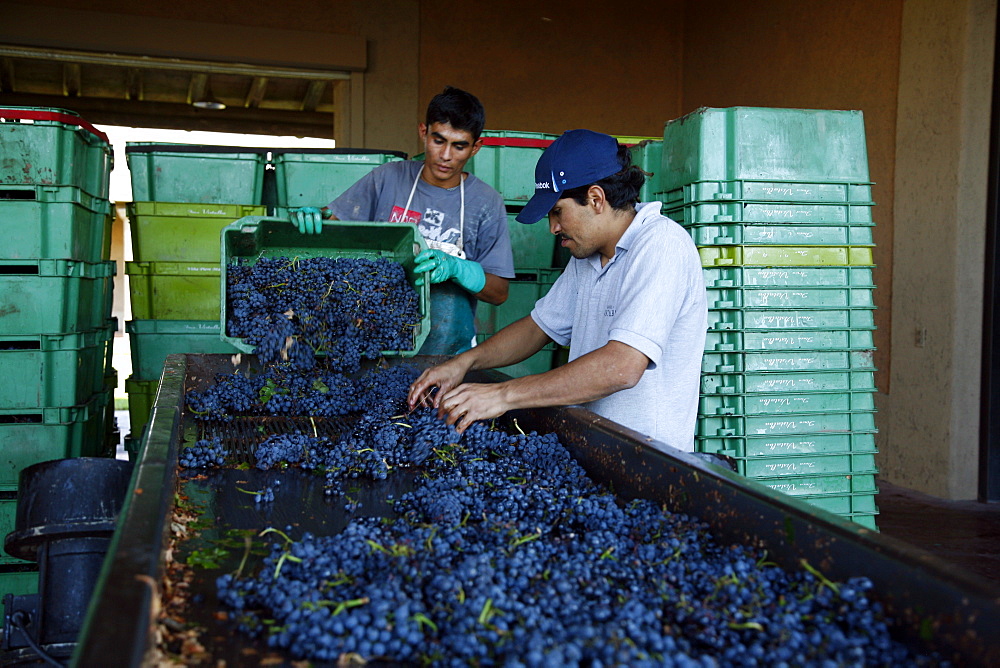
[184,363,356,421]
[226,256,421,371]
[215,417,942,666]
[178,437,226,469]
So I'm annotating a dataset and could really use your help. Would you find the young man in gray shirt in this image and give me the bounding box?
[289,87,515,355]
[407,129,707,453]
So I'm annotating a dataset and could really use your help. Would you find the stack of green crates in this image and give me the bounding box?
[628,138,664,204]
[659,107,880,530]
[0,106,117,599]
[124,145,269,453]
[464,130,565,377]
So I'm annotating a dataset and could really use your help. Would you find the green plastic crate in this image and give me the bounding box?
[757,472,878,498]
[0,107,111,199]
[221,217,430,355]
[708,286,875,310]
[0,328,110,409]
[696,431,877,458]
[703,266,876,289]
[760,472,879,498]
[701,370,877,395]
[0,566,39,602]
[798,492,879,516]
[846,513,879,530]
[506,207,557,268]
[699,245,874,267]
[687,223,874,247]
[128,201,266,262]
[708,308,876,332]
[0,394,106,492]
[465,130,559,204]
[0,259,114,335]
[123,433,142,462]
[667,201,874,226]
[702,349,875,374]
[614,135,661,145]
[661,107,870,189]
[630,140,663,202]
[0,184,111,262]
[272,149,407,208]
[125,261,221,320]
[475,268,561,336]
[126,143,267,204]
[126,319,242,380]
[125,376,158,444]
[697,411,877,439]
[662,180,874,207]
[699,391,876,416]
[705,329,875,352]
[737,452,878,479]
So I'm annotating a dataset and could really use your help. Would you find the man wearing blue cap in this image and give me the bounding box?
[408,129,707,453]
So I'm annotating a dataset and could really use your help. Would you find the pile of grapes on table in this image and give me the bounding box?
[175,256,946,666]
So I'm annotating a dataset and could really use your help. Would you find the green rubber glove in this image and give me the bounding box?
[289,206,324,234]
[414,249,486,294]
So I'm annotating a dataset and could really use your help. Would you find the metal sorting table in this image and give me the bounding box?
[75,354,1000,666]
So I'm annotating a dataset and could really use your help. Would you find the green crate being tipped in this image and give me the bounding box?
[220,217,430,356]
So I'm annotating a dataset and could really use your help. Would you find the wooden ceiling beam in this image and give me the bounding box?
[0,91,336,139]
[245,76,267,109]
[301,80,326,112]
[0,58,14,92]
[187,73,207,106]
[126,68,143,101]
[63,63,81,96]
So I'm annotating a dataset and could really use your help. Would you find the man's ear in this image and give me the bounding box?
[470,138,483,157]
[588,185,607,213]
[418,123,428,142]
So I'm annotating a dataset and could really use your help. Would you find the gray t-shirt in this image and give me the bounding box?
[531,202,707,452]
[329,160,515,354]
[328,160,514,278]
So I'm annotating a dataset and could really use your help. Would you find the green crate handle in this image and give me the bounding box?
[0,107,109,144]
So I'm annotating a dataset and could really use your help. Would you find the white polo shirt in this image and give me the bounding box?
[531,202,707,452]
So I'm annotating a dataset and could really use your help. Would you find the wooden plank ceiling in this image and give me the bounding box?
[0,46,341,137]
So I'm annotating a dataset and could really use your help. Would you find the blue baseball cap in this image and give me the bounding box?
[515,129,622,224]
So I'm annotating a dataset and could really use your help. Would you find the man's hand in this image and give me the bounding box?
[413,249,486,294]
[289,207,324,234]
[435,382,512,433]
[407,358,472,410]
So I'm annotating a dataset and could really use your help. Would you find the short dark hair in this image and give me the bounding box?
[559,143,646,211]
[426,86,486,141]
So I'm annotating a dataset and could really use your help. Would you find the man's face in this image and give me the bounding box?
[548,196,600,260]
[419,122,482,188]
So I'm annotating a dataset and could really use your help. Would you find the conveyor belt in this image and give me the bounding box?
[76,354,1000,666]
[197,414,359,465]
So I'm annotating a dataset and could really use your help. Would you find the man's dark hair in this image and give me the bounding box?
[560,144,646,211]
[426,86,486,141]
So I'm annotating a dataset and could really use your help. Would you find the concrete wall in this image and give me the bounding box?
[886,0,995,497]
[418,0,685,152]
